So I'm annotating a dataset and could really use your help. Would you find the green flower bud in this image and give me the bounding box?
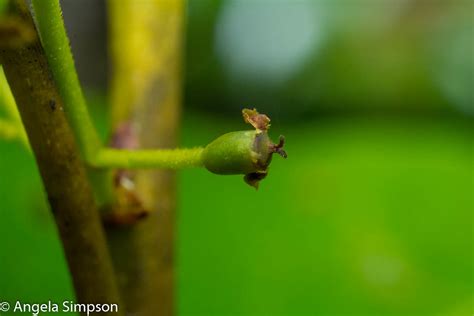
[202,109,286,189]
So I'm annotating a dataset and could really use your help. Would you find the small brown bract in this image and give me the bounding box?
[242,108,271,132]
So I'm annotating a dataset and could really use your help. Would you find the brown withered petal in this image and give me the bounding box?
[244,171,268,190]
[270,135,288,158]
[242,108,271,131]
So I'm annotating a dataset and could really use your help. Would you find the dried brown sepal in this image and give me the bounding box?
[242,108,271,132]
[244,171,268,190]
[270,135,287,158]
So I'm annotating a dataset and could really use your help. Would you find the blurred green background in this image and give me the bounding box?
[0,0,473,315]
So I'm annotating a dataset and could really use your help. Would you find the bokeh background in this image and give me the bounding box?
[1,0,473,315]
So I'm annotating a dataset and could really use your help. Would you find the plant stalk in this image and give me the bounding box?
[0,1,122,312]
[93,147,204,169]
[31,0,102,162]
[107,0,185,315]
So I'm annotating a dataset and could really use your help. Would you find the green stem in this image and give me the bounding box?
[0,0,7,14]
[31,0,101,161]
[0,66,28,146]
[0,119,22,139]
[30,0,207,172]
[0,1,123,308]
[93,147,204,169]
[0,66,19,120]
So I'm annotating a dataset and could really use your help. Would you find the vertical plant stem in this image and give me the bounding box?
[31,0,101,162]
[30,0,117,209]
[0,2,122,312]
[107,0,184,315]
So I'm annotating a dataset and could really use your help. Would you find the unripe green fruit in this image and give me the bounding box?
[200,108,286,188]
[203,130,271,175]
[202,129,286,188]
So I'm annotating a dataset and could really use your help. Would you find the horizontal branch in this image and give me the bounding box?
[92,147,204,169]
